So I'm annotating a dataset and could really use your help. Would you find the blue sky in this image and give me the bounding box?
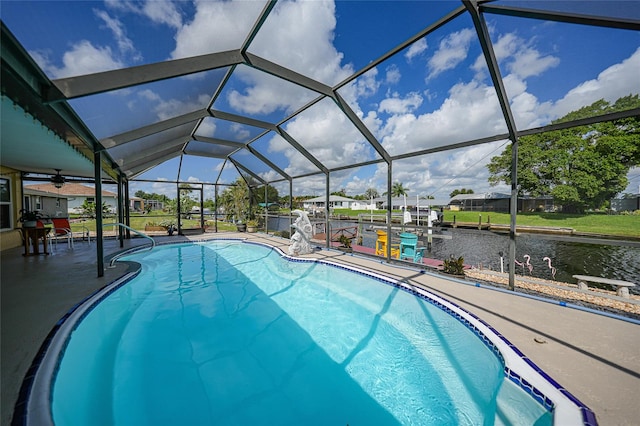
[2,0,639,200]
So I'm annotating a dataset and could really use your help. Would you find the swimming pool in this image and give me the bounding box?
[27,240,591,425]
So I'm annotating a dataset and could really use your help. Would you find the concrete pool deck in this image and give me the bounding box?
[1,232,639,425]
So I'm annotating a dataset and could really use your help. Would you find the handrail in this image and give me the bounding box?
[102,222,155,268]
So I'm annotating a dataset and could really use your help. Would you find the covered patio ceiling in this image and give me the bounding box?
[1,1,639,191]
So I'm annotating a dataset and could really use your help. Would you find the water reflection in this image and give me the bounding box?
[267,217,640,293]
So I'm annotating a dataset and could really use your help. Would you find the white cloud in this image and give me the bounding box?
[354,68,381,98]
[196,119,217,138]
[366,43,639,197]
[94,9,136,56]
[142,0,183,29]
[230,123,251,141]
[171,0,264,59]
[378,92,423,115]
[215,0,356,118]
[472,32,559,81]
[551,47,640,118]
[380,79,506,156]
[509,48,559,79]
[32,40,124,78]
[105,0,182,29]
[227,67,317,116]
[148,92,212,121]
[277,101,373,172]
[385,65,401,85]
[427,28,475,79]
[405,38,427,62]
[248,0,353,86]
[138,89,161,102]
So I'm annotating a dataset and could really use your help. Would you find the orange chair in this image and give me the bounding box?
[49,218,91,250]
[50,217,74,249]
[375,230,399,258]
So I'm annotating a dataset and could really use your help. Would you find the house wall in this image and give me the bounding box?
[68,195,117,213]
[0,166,24,250]
[611,196,640,212]
[38,196,68,218]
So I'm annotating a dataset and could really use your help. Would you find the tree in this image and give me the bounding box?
[390,182,409,198]
[488,95,640,213]
[364,188,379,199]
[253,184,280,206]
[80,199,111,218]
[449,188,474,198]
[178,184,198,216]
[219,178,249,222]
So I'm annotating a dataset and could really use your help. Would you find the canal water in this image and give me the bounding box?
[268,216,640,293]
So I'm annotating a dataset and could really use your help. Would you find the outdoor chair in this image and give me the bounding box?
[375,230,399,258]
[48,218,74,250]
[49,218,91,251]
[399,232,426,263]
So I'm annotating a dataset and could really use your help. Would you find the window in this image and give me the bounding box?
[35,196,41,210]
[86,197,95,204]
[0,178,11,230]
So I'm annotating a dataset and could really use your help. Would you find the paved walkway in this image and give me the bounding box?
[2,232,639,425]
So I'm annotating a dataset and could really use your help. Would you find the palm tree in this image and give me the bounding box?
[391,182,408,198]
[220,178,249,222]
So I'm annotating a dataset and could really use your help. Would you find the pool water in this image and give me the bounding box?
[51,241,551,425]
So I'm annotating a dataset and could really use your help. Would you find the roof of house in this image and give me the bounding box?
[24,182,117,197]
[374,197,449,207]
[304,195,356,203]
[449,192,510,202]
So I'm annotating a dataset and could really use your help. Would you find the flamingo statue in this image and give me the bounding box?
[523,254,533,275]
[514,258,525,275]
[543,256,557,280]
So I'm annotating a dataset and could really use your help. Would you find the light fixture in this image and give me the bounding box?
[51,169,65,189]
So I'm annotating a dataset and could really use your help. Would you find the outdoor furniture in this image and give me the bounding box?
[375,230,399,258]
[22,225,50,256]
[50,217,74,250]
[572,274,636,299]
[51,218,91,249]
[399,232,426,263]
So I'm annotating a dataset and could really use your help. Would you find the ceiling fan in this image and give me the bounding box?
[50,169,65,189]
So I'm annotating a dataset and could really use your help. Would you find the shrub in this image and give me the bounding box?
[275,230,290,239]
[338,235,352,248]
[443,255,465,275]
[159,220,176,229]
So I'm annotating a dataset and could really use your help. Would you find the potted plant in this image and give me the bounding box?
[159,220,177,236]
[246,219,259,233]
[337,235,353,253]
[18,209,43,228]
[443,255,465,276]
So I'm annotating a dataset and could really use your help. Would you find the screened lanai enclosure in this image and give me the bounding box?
[1,1,639,279]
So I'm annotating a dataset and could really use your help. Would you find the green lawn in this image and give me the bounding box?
[70,214,237,233]
[441,211,640,237]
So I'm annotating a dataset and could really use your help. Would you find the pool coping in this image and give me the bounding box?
[19,238,596,426]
